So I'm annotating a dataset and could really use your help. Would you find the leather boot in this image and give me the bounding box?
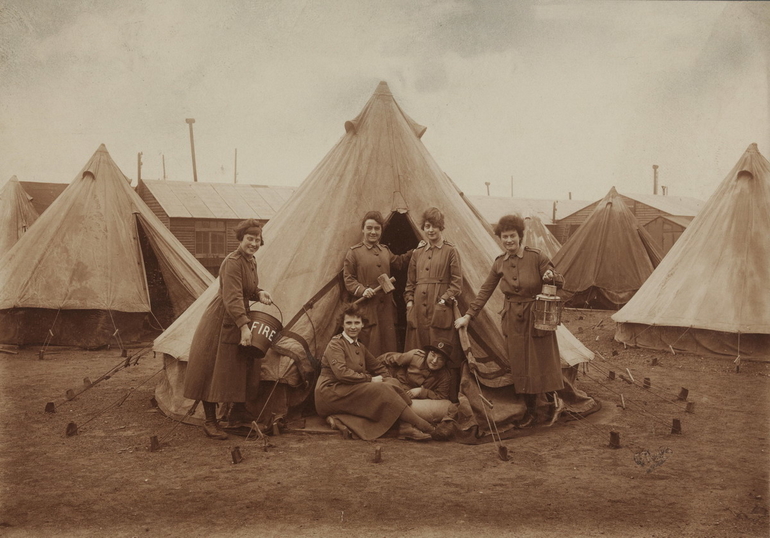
[202,420,228,440]
[544,392,564,427]
[516,394,538,428]
[397,422,432,441]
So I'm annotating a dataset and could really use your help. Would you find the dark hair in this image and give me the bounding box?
[336,302,367,328]
[421,207,445,231]
[234,219,263,241]
[361,211,384,229]
[494,214,525,239]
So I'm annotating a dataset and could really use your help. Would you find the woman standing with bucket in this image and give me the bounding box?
[183,219,273,440]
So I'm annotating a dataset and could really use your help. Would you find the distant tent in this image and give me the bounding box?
[552,187,663,309]
[523,215,561,260]
[613,143,770,359]
[0,144,214,347]
[0,176,39,257]
[153,81,595,434]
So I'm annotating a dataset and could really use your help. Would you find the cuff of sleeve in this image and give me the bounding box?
[235,315,250,328]
[365,374,372,382]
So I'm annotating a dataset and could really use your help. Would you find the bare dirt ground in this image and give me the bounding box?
[1,309,768,538]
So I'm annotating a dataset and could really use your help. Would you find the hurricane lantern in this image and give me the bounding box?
[533,284,562,331]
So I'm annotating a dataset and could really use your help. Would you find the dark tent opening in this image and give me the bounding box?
[381,211,421,351]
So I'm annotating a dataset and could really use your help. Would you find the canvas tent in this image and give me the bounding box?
[522,215,561,260]
[552,187,663,309]
[0,144,214,347]
[613,143,770,359]
[0,176,39,257]
[153,81,595,435]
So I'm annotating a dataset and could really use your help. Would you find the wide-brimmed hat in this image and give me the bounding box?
[423,338,453,360]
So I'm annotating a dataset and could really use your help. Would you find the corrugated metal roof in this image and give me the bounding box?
[467,195,592,225]
[625,193,704,217]
[19,181,68,215]
[141,180,296,219]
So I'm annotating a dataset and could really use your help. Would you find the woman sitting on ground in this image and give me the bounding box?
[314,303,436,441]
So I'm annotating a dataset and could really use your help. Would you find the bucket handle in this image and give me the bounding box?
[249,301,283,325]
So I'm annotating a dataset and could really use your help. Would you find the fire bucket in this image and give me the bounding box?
[246,305,283,358]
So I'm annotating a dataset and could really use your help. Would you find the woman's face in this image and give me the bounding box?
[426,350,447,371]
[423,221,443,244]
[240,232,261,256]
[500,229,521,255]
[362,219,382,246]
[342,314,363,340]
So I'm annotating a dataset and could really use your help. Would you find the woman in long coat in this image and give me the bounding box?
[404,207,462,352]
[455,214,564,427]
[315,303,436,441]
[183,219,273,440]
[343,211,412,356]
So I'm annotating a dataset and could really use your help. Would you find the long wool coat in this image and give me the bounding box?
[404,240,462,356]
[466,247,565,394]
[183,248,263,403]
[314,335,410,440]
[380,349,451,400]
[343,242,411,356]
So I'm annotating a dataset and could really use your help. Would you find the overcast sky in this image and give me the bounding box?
[1,0,768,202]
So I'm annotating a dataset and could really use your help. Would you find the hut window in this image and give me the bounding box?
[195,220,226,257]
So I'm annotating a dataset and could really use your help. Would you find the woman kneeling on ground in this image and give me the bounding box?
[314,303,436,441]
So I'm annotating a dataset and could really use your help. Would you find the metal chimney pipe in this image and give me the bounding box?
[186,118,198,182]
[653,164,659,195]
[552,201,557,222]
[485,181,490,196]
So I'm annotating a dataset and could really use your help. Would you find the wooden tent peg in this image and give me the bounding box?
[685,402,696,414]
[677,388,689,401]
[231,446,244,464]
[643,378,651,389]
[372,446,383,463]
[149,436,161,452]
[65,422,78,437]
[65,389,76,401]
[44,402,56,413]
[608,370,615,380]
[609,431,621,449]
[671,418,682,434]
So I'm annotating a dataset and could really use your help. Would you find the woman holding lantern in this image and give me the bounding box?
[454,214,564,428]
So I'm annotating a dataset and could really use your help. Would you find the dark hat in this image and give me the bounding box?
[423,338,453,360]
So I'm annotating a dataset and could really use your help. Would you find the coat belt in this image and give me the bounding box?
[416,278,449,285]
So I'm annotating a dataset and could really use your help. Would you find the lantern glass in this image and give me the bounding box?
[534,287,562,331]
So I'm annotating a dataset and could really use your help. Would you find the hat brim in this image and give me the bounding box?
[423,345,450,360]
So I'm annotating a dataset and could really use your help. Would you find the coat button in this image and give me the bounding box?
[425,267,430,270]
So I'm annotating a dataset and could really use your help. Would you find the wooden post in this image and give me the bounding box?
[65,422,78,437]
[671,419,682,434]
[609,431,621,449]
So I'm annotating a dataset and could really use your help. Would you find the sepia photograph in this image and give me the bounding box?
[0,1,768,537]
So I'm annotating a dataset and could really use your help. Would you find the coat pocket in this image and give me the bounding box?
[430,303,453,330]
[220,320,241,345]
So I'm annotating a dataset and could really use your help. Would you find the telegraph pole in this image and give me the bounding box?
[186,118,198,182]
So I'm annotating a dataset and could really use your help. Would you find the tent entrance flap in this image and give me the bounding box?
[135,217,175,330]
[381,211,421,352]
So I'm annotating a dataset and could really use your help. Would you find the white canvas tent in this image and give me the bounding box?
[0,176,39,257]
[153,82,595,433]
[613,143,770,359]
[0,145,214,347]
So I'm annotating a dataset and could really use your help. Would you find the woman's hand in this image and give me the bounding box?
[406,301,413,311]
[239,324,252,347]
[362,287,375,299]
[454,314,471,330]
[407,387,422,398]
[543,269,555,283]
[371,375,383,383]
[258,290,273,305]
